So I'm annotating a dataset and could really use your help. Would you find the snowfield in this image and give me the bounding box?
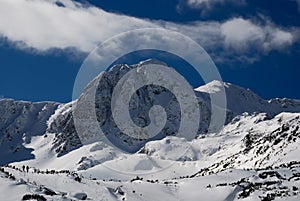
[1,60,299,200]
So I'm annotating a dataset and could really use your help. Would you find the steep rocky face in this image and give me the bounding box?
[50,60,213,154]
[46,102,81,157]
[48,61,210,155]
[47,60,300,156]
[0,99,59,165]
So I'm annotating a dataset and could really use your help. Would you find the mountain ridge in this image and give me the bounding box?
[1,60,300,163]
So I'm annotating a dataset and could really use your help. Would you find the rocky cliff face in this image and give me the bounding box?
[48,60,300,156]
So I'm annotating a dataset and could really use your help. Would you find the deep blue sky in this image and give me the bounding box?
[0,0,299,102]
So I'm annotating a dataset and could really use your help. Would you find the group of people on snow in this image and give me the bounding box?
[22,165,29,172]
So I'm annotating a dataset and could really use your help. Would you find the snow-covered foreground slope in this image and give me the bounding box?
[0,60,300,200]
[1,111,299,200]
[1,135,299,201]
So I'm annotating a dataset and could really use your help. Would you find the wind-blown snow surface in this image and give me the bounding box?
[0,60,300,200]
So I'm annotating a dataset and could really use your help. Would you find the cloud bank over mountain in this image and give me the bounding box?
[0,0,298,63]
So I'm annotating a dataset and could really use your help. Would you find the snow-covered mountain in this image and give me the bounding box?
[0,60,299,201]
[47,59,300,157]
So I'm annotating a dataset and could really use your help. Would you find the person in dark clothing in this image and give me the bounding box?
[26,166,29,173]
[22,165,25,172]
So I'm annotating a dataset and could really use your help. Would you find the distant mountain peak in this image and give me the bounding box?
[195,80,226,93]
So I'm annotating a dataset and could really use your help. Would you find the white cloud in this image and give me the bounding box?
[0,0,297,63]
[0,0,155,52]
[220,18,293,52]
